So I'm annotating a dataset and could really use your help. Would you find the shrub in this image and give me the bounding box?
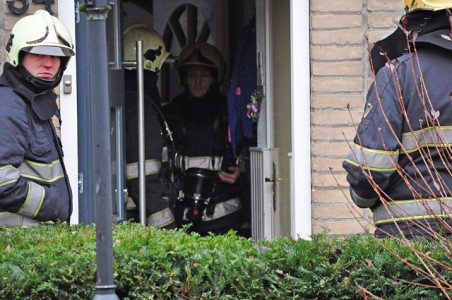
[0,223,450,299]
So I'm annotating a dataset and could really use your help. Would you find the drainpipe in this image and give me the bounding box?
[80,1,119,299]
[290,0,312,240]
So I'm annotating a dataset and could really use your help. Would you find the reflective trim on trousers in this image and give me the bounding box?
[373,198,452,225]
[126,160,161,180]
[146,207,175,228]
[183,197,241,222]
[18,181,46,218]
[0,165,20,186]
[18,159,65,183]
[0,212,41,226]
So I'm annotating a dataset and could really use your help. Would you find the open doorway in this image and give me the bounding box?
[115,0,258,236]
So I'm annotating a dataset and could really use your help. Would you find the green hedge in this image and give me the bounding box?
[0,222,449,299]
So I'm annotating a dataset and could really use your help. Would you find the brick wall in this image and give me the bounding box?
[310,0,404,235]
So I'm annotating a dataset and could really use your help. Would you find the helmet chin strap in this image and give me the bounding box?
[18,64,63,91]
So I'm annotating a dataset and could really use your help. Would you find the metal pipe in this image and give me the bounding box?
[114,107,126,221]
[81,1,119,299]
[111,0,126,222]
[136,41,147,225]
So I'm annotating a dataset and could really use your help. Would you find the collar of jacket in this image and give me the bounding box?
[370,10,452,74]
[0,63,57,121]
[415,28,452,51]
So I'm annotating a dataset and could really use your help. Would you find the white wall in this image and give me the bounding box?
[58,3,79,224]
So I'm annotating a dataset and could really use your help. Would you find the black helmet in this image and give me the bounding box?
[176,42,225,84]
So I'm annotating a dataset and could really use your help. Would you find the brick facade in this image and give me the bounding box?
[310,0,404,235]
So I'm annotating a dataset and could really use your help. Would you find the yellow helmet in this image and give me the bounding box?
[6,9,75,68]
[176,42,225,84]
[403,0,452,12]
[123,24,170,72]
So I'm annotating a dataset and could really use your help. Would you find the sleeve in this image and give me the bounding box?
[342,64,404,207]
[0,94,40,215]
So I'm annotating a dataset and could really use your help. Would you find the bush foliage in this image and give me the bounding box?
[0,222,449,299]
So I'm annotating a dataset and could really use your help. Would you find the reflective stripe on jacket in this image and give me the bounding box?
[0,70,72,224]
[147,207,175,228]
[126,160,161,179]
[124,76,175,228]
[177,155,223,171]
[0,212,41,225]
[343,32,452,231]
[372,198,452,225]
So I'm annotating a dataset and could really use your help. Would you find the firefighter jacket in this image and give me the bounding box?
[124,69,175,228]
[0,63,72,225]
[343,28,452,237]
[163,87,244,234]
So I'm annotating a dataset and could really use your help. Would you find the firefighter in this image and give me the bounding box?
[123,24,176,229]
[343,0,452,238]
[0,10,75,225]
[164,42,250,237]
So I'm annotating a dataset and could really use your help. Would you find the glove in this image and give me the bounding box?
[350,187,379,209]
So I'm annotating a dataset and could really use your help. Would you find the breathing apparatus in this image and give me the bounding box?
[180,168,217,223]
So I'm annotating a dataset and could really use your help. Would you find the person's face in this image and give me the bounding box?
[184,65,214,98]
[21,53,61,79]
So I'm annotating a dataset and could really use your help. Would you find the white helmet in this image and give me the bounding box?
[123,24,170,72]
[6,10,75,69]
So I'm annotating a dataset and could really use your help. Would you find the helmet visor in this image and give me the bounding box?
[23,46,74,57]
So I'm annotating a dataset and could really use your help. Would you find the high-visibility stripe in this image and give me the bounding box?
[401,126,452,153]
[347,127,452,171]
[346,144,399,171]
[18,181,45,218]
[0,165,20,186]
[180,156,223,171]
[126,160,161,180]
[162,147,168,162]
[0,212,40,226]
[146,207,175,228]
[18,159,64,183]
[183,197,241,222]
[373,198,452,225]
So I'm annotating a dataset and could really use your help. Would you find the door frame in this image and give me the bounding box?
[290,0,312,239]
[58,1,79,224]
